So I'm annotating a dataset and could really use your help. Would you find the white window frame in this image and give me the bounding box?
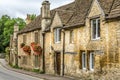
[54,28,61,43]
[90,52,94,71]
[91,18,100,40]
[82,52,86,70]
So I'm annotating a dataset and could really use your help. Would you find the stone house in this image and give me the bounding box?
[9,24,19,66]
[17,0,120,77]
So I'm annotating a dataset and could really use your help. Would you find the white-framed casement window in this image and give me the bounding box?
[70,30,74,43]
[91,18,100,40]
[54,28,61,43]
[90,52,94,71]
[82,52,86,70]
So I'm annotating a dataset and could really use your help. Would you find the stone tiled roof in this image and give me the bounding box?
[98,0,114,14]
[18,2,74,34]
[64,0,93,28]
[64,0,115,28]
[106,0,120,19]
[18,0,120,34]
[18,15,42,34]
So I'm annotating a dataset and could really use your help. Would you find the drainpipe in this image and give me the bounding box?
[42,32,45,73]
[61,29,65,76]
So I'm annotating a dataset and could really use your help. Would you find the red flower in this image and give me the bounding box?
[31,42,42,55]
[23,45,31,55]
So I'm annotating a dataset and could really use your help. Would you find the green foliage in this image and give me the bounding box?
[5,47,10,55]
[32,69,44,74]
[29,14,36,20]
[0,15,26,52]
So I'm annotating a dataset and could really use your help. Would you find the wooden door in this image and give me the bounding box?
[56,52,61,75]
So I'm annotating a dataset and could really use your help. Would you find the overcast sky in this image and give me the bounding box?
[0,0,74,19]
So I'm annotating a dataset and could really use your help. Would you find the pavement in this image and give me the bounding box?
[0,59,80,80]
[0,60,43,80]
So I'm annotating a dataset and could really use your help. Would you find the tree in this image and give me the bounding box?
[0,15,26,53]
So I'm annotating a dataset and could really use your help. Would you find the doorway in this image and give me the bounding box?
[56,52,61,75]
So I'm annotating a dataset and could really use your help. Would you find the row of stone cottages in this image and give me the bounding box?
[9,0,120,77]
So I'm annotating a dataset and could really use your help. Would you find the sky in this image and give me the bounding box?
[0,0,74,19]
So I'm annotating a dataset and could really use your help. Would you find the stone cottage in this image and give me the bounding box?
[17,0,120,77]
[9,24,19,66]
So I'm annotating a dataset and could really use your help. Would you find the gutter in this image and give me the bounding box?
[42,32,45,73]
[106,15,120,20]
[63,23,85,29]
[61,29,65,76]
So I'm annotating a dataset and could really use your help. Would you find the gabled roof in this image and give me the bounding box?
[64,0,115,28]
[64,0,93,28]
[106,0,120,19]
[18,2,75,34]
[98,0,114,15]
[18,0,120,34]
[18,15,42,34]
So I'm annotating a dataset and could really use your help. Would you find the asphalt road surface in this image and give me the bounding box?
[0,64,42,80]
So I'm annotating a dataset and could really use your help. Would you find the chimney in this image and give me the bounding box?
[25,14,31,24]
[41,0,51,32]
[13,24,19,39]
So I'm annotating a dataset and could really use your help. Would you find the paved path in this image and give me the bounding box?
[0,59,79,80]
[0,63,43,80]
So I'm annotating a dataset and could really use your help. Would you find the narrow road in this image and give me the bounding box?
[0,62,43,80]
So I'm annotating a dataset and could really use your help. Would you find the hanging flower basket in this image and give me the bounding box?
[23,45,31,55]
[31,42,37,48]
[20,43,25,48]
[31,42,42,55]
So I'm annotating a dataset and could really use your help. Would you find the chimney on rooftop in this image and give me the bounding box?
[41,0,51,32]
[25,14,31,25]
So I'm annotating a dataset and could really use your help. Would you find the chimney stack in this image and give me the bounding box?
[41,0,51,32]
[13,24,19,39]
[25,14,31,24]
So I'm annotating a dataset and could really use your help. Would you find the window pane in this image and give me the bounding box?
[35,55,39,68]
[54,28,61,43]
[54,29,57,42]
[98,19,100,37]
[58,29,61,41]
[35,32,38,43]
[23,35,26,43]
[92,20,96,39]
[83,53,86,68]
[92,54,94,69]
[82,52,86,69]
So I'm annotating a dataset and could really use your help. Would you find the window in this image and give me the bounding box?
[91,19,100,40]
[34,55,39,68]
[22,56,27,65]
[23,35,27,44]
[82,52,86,70]
[90,52,94,71]
[70,30,74,43]
[54,28,61,43]
[35,32,39,43]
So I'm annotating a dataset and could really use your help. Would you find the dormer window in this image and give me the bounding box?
[54,28,61,43]
[91,19,100,40]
